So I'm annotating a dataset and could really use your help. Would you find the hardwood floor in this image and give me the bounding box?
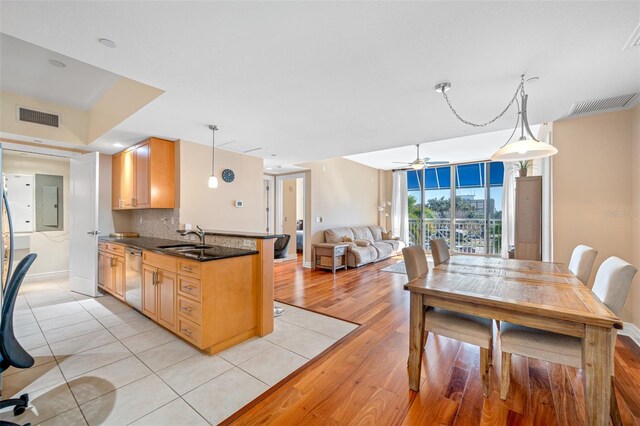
[229,255,640,425]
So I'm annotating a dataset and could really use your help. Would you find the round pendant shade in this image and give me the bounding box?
[491,138,558,161]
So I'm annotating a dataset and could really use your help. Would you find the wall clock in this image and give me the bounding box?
[222,169,235,183]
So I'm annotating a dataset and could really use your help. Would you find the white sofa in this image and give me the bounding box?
[324,225,406,268]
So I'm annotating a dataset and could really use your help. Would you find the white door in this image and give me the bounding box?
[70,152,99,297]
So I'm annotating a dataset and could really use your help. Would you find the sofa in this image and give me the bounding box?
[324,225,406,268]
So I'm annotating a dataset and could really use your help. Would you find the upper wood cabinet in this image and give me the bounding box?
[112,137,175,210]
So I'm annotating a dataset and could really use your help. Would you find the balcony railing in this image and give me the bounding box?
[408,218,502,256]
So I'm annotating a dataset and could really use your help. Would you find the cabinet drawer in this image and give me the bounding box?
[177,296,201,325]
[177,276,201,300]
[143,251,177,272]
[177,259,200,278]
[105,243,125,256]
[177,316,202,347]
[335,246,346,256]
[98,242,106,251]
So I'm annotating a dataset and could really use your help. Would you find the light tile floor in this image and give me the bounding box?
[1,278,358,425]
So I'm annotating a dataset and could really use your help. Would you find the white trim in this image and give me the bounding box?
[303,261,312,269]
[619,322,640,347]
[24,270,69,282]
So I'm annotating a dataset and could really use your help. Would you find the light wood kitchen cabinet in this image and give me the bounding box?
[142,265,158,319]
[112,137,175,210]
[100,248,125,301]
[97,250,105,287]
[142,264,177,332]
[97,241,266,354]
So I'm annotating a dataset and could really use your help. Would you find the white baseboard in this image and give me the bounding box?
[620,322,640,347]
[24,270,69,282]
[303,261,312,269]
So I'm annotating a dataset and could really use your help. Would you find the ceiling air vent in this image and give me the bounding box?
[568,93,638,117]
[18,107,59,128]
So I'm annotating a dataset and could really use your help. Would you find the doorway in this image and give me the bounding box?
[274,172,307,263]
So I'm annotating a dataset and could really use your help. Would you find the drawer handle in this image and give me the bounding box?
[184,285,195,291]
[152,271,157,286]
[182,266,193,272]
[182,306,194,313]
[181,328,193,336]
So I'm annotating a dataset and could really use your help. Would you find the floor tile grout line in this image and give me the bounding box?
[13,281,354,426]
[15,289,87,425]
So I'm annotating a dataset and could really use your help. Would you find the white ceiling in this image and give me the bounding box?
[0,33,120,110]
[345,125,542,170]
[1,1,638,166]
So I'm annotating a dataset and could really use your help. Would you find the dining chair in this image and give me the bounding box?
[429,238,450,267]
[402,245,494,396]
[568,245,598,286]
[499,256,637,424]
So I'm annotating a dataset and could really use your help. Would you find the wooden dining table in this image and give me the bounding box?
[405,255,623,426]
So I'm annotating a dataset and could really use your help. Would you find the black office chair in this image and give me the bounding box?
[274,235,291,260]
[1,253,37,426]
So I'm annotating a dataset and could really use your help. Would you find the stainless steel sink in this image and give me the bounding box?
[157,244,214,251]
[157,243,197,249]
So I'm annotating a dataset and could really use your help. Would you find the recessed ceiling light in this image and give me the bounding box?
[113,143,124,148]
[48,59,66,68]
[98,38,116,48]
[271,154,277,157]
[527,76,540,83]
[266,167,273,170]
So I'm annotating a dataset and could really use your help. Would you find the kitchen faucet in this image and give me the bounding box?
[178,225,206,245]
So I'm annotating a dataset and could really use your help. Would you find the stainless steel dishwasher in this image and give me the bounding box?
[124,247,142,310]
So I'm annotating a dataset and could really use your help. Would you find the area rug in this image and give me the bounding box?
[381,261,407,274]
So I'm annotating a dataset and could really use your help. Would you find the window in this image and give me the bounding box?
[406,161,503,255]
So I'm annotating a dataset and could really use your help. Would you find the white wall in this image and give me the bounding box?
[178,140,265,232]
[553,108,638,327]
[3,152,70,277]
[297,157,380,264]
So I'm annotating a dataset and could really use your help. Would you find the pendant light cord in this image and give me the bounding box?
[439,75,525,128]
[209,125,218,175]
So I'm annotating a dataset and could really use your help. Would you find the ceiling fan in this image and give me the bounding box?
[393,144,450,170]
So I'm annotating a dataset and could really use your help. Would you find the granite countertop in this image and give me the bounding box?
[99,236,259,262]
[201,229,286,240]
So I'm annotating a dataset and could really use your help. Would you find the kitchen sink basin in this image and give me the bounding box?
[157,244,214,251]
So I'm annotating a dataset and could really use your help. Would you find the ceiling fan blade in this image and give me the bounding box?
[425,161,450,165]
[392,161,411,164]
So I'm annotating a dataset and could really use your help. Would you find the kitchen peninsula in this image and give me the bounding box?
[98,230,278,354]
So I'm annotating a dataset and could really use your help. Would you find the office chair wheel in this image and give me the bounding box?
[13,393,29,415]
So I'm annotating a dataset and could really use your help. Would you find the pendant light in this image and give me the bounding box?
[208,124,219,188]
[490,90,557,161]
[435,75,558,162]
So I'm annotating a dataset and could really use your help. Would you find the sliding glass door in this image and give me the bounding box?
[406,161,504,256]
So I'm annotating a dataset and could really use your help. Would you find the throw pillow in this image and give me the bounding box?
[342,236,353,243]
[354,239,371,247]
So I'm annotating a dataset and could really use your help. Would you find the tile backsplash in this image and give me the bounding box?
[113,208,256,250]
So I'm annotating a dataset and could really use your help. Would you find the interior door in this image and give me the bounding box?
[69,152,100,297]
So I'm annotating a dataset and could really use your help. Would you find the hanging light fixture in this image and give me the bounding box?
[208,124,219,188]
[434,75,557,162]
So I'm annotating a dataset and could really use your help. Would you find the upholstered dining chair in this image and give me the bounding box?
[499,256,637,424]
[402,245,495,396]
[429,238,450,267]
[568,244,598,286]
